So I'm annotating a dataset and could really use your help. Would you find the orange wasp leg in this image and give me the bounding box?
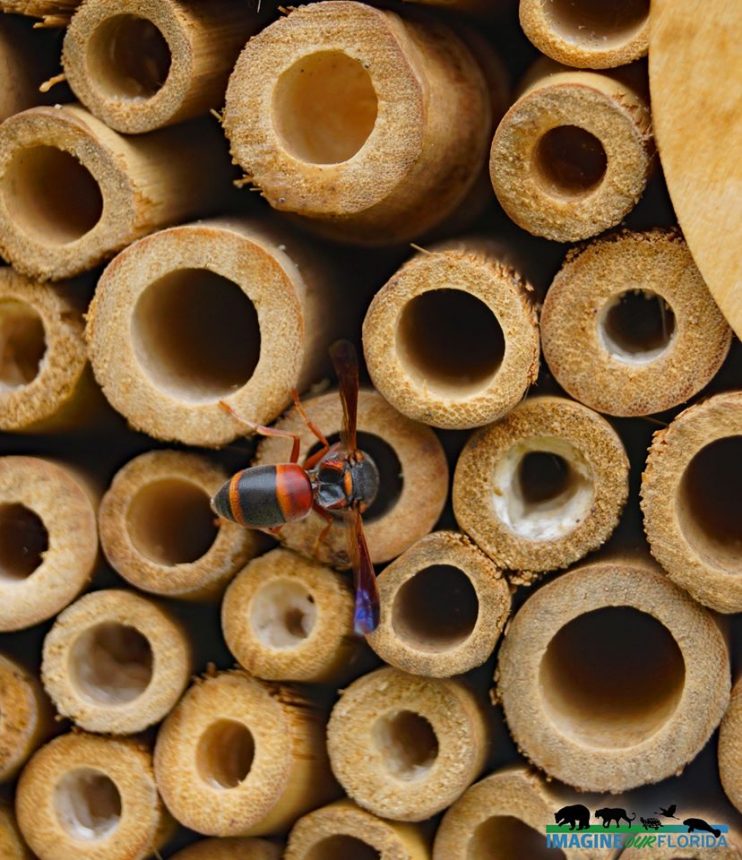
[291,388,331,469]
[312,503,335,555]
[219,401,301,464]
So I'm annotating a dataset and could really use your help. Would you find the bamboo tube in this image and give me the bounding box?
[0,16,55,122]
[0,1,79,20]
[154,670,339,837]
[223,1,493,245]
[362,239,539,430]
[541,230,732,417]
[0,808,30,860]
[87,217,340,447]
[453,396,628,578]
[172,838,283,860]
[641,392,742,614]
[720,678,742,815]
[287,799,431,860]
[222,548,374,685]
[519,0,649,69]
[42,589,190,734]
[63,0,261,134]
[99,450,259,600]
[0,653,52,782]
[327,666,489,821]
[496,556,730,792]
[367,531,510,678]
[490,62,652,242]
[0,456,97,631]
[0,105,233,281]
[255,390,448,567]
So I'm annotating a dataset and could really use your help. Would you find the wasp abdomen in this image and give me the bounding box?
[211,464,312,528]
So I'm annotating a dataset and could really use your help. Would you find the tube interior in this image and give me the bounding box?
[250,578,317,648]
[0,503,48,581]
[540,607,685,748]
[127,478,218,566]
[534,126,607,197]
[598,290,676,364]
[306,836,381,860]
[0,300,46,391]
[54,768,122,841]
[197,719,255,789]
[397,288,506,397]
[677,436,742,572]
[470,816,566,860]
[372,710,439,780]
[132,268,261,403]
[392,564,479,652]
[3,146,103,245]
[544,0,649,48]
[70,622,154,705]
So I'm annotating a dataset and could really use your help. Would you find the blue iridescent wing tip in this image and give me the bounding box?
[353,589,379,636]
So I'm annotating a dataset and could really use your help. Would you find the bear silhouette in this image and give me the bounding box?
[554,804,590,831]
[595,807,635,828]
[684,818,721,838]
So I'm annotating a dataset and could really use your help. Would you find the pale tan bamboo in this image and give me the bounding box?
[496,555,730,793]
[0,653,52,782]
[0,808,30,860]
[0,105,233,280]
[0,0,79,20]
[642,391,742,614]
[171,838,283,860]
[720,678,742,816]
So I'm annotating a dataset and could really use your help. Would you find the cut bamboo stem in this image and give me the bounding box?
[490,61,652,242]
[0,1,79,19]
[327,666,489,821]
[720,677,742,816]
[0,653,52,782]
[223,0,493,245]
[362,239,539,430]
[171,838,283,860]
[0,105,233,280]
[367,531,511,678]
[496,555,730,792]
[541,229,732,417]
[255,390,448,567]
[0,456,97,631]
[42,588,190,735]
[154,670,339,837]
[99,450,259,600]
[87,217,340,447]
[0,808,30,860]
[453,395,629,578]
[641,391,742,614]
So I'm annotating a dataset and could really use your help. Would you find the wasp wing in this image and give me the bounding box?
[329,339,359,453]
[346,507,379,635]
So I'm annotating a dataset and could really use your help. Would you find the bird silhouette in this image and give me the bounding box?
[657,804,679,819]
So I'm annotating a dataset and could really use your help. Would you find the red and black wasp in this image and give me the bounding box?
[211,340,380,634]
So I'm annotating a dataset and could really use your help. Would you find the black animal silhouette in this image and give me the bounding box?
[657,804,679,819]
[595,807,636,828]
[554,804,590,831]
[641,817,661,830]
[684,818,721,838]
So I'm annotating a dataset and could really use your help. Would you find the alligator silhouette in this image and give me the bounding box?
[554,804,590,831]
[684,818,721,838]
[595,808,636,828]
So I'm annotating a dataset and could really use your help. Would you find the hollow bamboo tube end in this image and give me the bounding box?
[453,396,628,577]
[154,670,338,837]
[496,556,730,792]
[327,666,489,821]
[720,678,742,816]
[0,808,31,860]
[641,391,742,614]
[170,837,283,860]
[368,531,511,677]
[541,230,732,417]
[99,450,259,600]
[363,241,539,430]
[490,65,652,242]
[0,654,51,782]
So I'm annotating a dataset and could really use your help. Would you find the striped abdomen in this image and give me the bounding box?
[211,464,313,528]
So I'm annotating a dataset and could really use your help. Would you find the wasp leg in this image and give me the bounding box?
[291,388,330,468]
[312,503,335,555]
[218,400,301,463]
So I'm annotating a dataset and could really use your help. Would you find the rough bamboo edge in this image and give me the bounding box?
[171,838,283,860]
[154,669,339,837]
[63,0,259,133]
[99,449,259,600]
[367,531,511,678]
[223,0,493,245]
[0,104,233,280]
[0,16,54,122]
[87,216,339,446]
[641,391,742,614]
[42,588,191,735]
[0,0,78,19]
[541,229,732,417]
[363,238,540,429]
[16,732,172,860]
[519,0,649,69]
[490,61,652,242]
[453,395,629,578]
[720,678,742,816]
[222,547,374,685]
[0,455,97,631]
[0,808,30,860]
[496,555,731,793]
[255,389,449,567]
[327,666,490,821]
[0,653,52,782]
[287,798,431,859]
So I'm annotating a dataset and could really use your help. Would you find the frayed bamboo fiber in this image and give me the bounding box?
[0,0,78,18]
[720,678,742,816]
[0,808,30,860]
[171,838,283,860]
[0,653,52,782]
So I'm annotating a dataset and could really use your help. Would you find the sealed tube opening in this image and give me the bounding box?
[307,836,381,860]
[197,719,255,789]
[540,607,685,748]
[3,146,103,245]
[54,768,122,841]
[250,579,317,648]
[127,478,218,566]
[87,15,171,99]
[70,623,154,705]
[132,269,260,403]
[678,436,742,572]
[397,289,505,397]
[598,290,676,364]
[534,126,607,197]
[0,300,46,390]
[372,710,439,780]
[272,51,378,164]
[470,816,566,860]
[392,565,479,652]
[0,503,48,581]
[544,0,649,48]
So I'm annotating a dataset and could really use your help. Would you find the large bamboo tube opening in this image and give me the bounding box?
[0,300,46,389]
[197,720,255,789]
[54,768,122,840]
[306,837,380,860]
[0,503,48,580]
[544,0,648,45]
[70,623,152,705]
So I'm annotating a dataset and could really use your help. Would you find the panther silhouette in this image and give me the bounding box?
[595,808,636,828]
[554,804,590,831]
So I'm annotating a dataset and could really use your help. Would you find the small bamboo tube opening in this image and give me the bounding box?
[720,678,742,816]
[0,299,46,391]
[0,653,51,782]
[0,808,30,860]
[0,503,47,580]
[171,837,283,860]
